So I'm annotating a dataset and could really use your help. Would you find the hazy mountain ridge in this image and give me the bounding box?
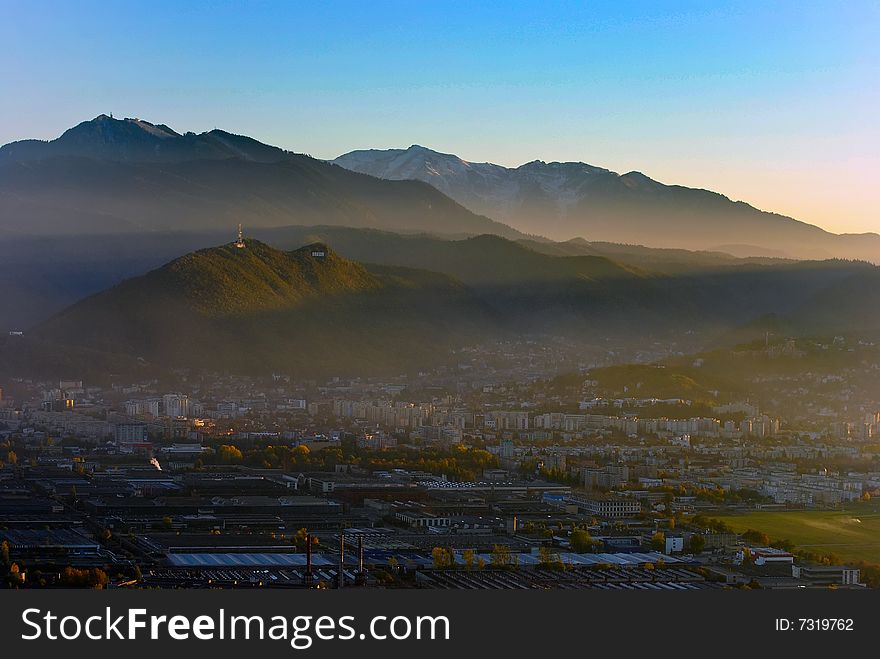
[0,225,801,330]
[333,145,880,262]
[1,116,877,377]
[4,116,875,263]
[0,116,522,240]
[29,239,496,376]
[248,229,880,349]
[2,225,875,335]
[139,240,383,316]
[12,232,877,379]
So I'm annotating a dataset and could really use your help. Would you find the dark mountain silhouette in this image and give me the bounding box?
[1,225,875,339]
[0,116,521,239]
[29,240,495,376]
[334,145,880,262]
[786,269,880,335]
[12,233,877,379]
[0,115,288,163]
[0,225,788,330]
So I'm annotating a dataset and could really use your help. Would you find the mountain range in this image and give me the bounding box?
[0,115,518,239]
[2,115,877,264]
[4,230,877,379]
[0,224,789,331]
[334,145,880,261]
[1,114,878,378]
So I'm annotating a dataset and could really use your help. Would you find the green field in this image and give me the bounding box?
[719,505,880,563]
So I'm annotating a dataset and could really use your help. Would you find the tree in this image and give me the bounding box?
[569,529,593,553]
[60,566,109,589]
[462,549,476,570]
[293,528,319,552]
[650,531,666,552]
[8,563,25,586]
[490,544,516,569]
[431,547,454,569]
[162,516,173,529]
[741,529,770,545]
[770,538,795,552]
[0,540,9,566]
[5,451,17,466]
[539,546,563,569]
[688,534,706,554]
[217,444,243,463]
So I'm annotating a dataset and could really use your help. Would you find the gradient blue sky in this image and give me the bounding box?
[2,0,877,233]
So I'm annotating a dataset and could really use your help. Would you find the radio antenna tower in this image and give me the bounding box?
[235,223,245,249]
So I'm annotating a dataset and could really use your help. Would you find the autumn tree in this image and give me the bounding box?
[650,531,666,552]
[217,444,243,463]
[569,529,593,552]
[8,563,25,587]
[60,566,109,589]
[490,544,516,569]
[688,534,706,554]
[741,529,770,545]
[539,546,564,569]
[770,538,795,552]
[431,547,454,569]
[293,528,319,552]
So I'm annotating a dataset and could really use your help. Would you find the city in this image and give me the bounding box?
[1,9,879,650]
[2,330,877,589]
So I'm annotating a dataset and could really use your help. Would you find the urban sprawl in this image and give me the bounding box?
[1,356,878,590]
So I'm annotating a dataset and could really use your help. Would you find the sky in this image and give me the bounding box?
[1,0,878,234]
